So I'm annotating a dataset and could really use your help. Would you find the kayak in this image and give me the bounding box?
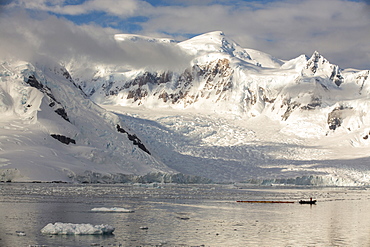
[299,200,316,204]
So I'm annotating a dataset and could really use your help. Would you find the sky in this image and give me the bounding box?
[0,0,370,70]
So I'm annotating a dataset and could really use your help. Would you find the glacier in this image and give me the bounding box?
[1,31,370,186]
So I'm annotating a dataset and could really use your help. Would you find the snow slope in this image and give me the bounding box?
[0,60,176,183]
[2,31,370,185]
[103,105,370,186]
[76,31,370,185]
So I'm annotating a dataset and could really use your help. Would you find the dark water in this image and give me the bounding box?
[1,183,370,246]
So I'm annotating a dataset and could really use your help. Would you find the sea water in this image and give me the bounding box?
[1,183,370,247]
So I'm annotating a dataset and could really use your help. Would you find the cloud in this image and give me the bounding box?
[2,0,370,70]
[158,0,234,6]
[0,9,193,71]
[358,0,370,12]
[137,0,370,69]
[359,0,370,4]
[7,0,150,17]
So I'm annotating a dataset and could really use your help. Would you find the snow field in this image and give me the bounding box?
[107,104,370,185]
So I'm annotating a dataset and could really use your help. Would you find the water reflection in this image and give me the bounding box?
[1,183,370,246]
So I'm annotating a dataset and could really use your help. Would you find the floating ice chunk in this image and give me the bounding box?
[40,222,115,235]
[91,207,134,213]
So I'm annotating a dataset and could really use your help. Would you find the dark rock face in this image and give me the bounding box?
[330,66,344,87]
[26,75,44,90]
[101,58,234,106]
[127,88,148,102]
[54,66,87,97]
[356,71,369,94]
[196,58,233,101]
[51,134,76,145]
[303,52,344,87]
[54,108,69,122]
[363,130,370,140]
[300,97,322,110]
[107,71,173,99]
[26,75,70,122]
[327,105,353,130]
[116,124,151,155]
[305,52,325,75]
[281,98,301,121]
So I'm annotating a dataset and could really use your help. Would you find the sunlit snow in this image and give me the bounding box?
[1,31,370,186]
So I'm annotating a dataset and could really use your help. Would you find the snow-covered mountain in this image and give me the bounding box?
[2,31,370,185]
[78,31,370,140]
[0,59,212,183]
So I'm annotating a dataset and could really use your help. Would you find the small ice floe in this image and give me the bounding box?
[40,222,115,235]
[16,231,26,236]
[91,207,134,213]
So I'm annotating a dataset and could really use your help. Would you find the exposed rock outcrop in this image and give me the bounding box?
[51,134,76,145]
[117,124,151,155]
[26,75,70,122]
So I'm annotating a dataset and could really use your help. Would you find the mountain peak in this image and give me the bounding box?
[179,31,229,50]
[189,31,225,41]
[302,51,333,74]
[300,51,344,86]
[309,51,326,63]
[179,31,251,61]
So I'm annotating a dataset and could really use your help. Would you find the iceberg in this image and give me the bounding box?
[91,207,134,213]
[40,222,115,235]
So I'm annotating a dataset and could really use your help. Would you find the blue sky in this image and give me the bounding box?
[1,0,370,69]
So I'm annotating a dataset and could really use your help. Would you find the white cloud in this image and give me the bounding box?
[0,9,192,71]
[7,0,149,17]
[2,0,370,69]
[137,0,370,69]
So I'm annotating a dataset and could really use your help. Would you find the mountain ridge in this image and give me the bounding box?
[1,31,370,185]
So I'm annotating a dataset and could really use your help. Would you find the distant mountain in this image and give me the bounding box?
[1,31,370,185]
[78,31,370,140]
